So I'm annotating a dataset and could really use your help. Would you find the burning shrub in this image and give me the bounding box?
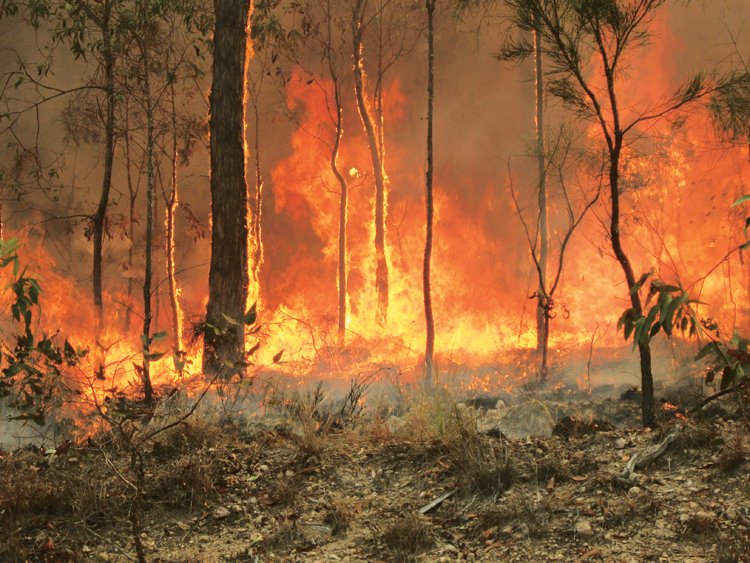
[0,239,87,428]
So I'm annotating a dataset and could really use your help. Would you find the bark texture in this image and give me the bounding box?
[203,0,252,377]
[534,23,550,382]
[423,0,436,388]
[91,0,116,327]
[166,81,184,356]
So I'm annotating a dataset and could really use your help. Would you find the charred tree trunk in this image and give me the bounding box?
[124,93,138,333]
[609,144,654,426]
[203,0,252,378]
[250,93,264,293]
[166,81,184,357]
[534,23,550,383]
[423,0,436,388]
[332,88,348,346]
[352,0,389,325]
[92,0,116,327]
[140,8,154,405]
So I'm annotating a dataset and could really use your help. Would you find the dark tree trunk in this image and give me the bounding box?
[352,0,389,325]
[166,81,183,356]
[423,0,436,388]
[332,90,348,346]
[140,5,154,405]
[534,23,550,382]
[124,93,138,333]
[92,0,115,328]
[251,94,264,291]
[203,0,252,378]
[609,144,655,426]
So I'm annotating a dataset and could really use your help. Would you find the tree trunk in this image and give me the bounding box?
[203,0,252,378]
[140,8,154,405]
[423,0,436,389]
[166,81,184,357]
[609,144,655,426]
[250,94,264,293]
[352,0,389,325]
[124,93,137,333]
[92,0,115,328]
[534,23,550,382]
[332,90,348,346]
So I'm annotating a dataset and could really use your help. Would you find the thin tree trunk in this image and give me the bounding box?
[352,0,389,325]
[600,50,655,426]
[332,91,347,346]
[92,0,115,328]
[140,7,154,405]
[203,0,252,378]
[423,0,436,389]
[124,93,137,333]
[166,81,184,356]
[251,95,264,291]
[332,97,348,342]
[534,23,550,382]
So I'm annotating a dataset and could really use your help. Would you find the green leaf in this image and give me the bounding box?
[630,273,651,296]
[152,331,168,341]
[695,342,718,361]
[705,369,715,385]
[664,293,689,336]
[144,352,165,362]
[720,365,735,390]
[643,305,660,342]
[731,194,750,207]
[649,323,661,339]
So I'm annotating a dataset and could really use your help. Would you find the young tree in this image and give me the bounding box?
[255,0,354,346]
[503,0,722,425]
[507,131,601,381]
[531,15,549,381]
[423,0,436,388]
[203,0,253,377]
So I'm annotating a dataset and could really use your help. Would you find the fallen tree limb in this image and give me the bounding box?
[618,424,683,482]
[690,381,748,414]
[419,488,458,515]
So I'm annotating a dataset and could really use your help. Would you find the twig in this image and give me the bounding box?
[690,381,749,414]
[419,488,458,514]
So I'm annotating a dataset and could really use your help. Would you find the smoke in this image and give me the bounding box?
[0,0,749,373]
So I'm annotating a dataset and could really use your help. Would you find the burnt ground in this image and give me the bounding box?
[1,387,749,562]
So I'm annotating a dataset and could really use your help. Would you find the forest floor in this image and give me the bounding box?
[1,380,750,562]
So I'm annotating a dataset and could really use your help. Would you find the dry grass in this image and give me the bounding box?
[442,405,514,496]
[323,495,354,535]
[400,390,515,497]
[380,513,434,562]
[0,448,127,561]
[715,430,748,473]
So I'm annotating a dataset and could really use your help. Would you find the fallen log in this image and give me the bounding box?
[618,424,683,482]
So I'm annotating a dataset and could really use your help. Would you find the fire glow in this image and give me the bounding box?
[2,5,749,410]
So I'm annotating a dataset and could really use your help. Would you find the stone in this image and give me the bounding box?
[575,519,594,539]
[498,399,555,439]
[213,507,231,519]
[614,438,627,449]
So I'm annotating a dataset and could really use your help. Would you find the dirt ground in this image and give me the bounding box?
[1,386,749,562]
